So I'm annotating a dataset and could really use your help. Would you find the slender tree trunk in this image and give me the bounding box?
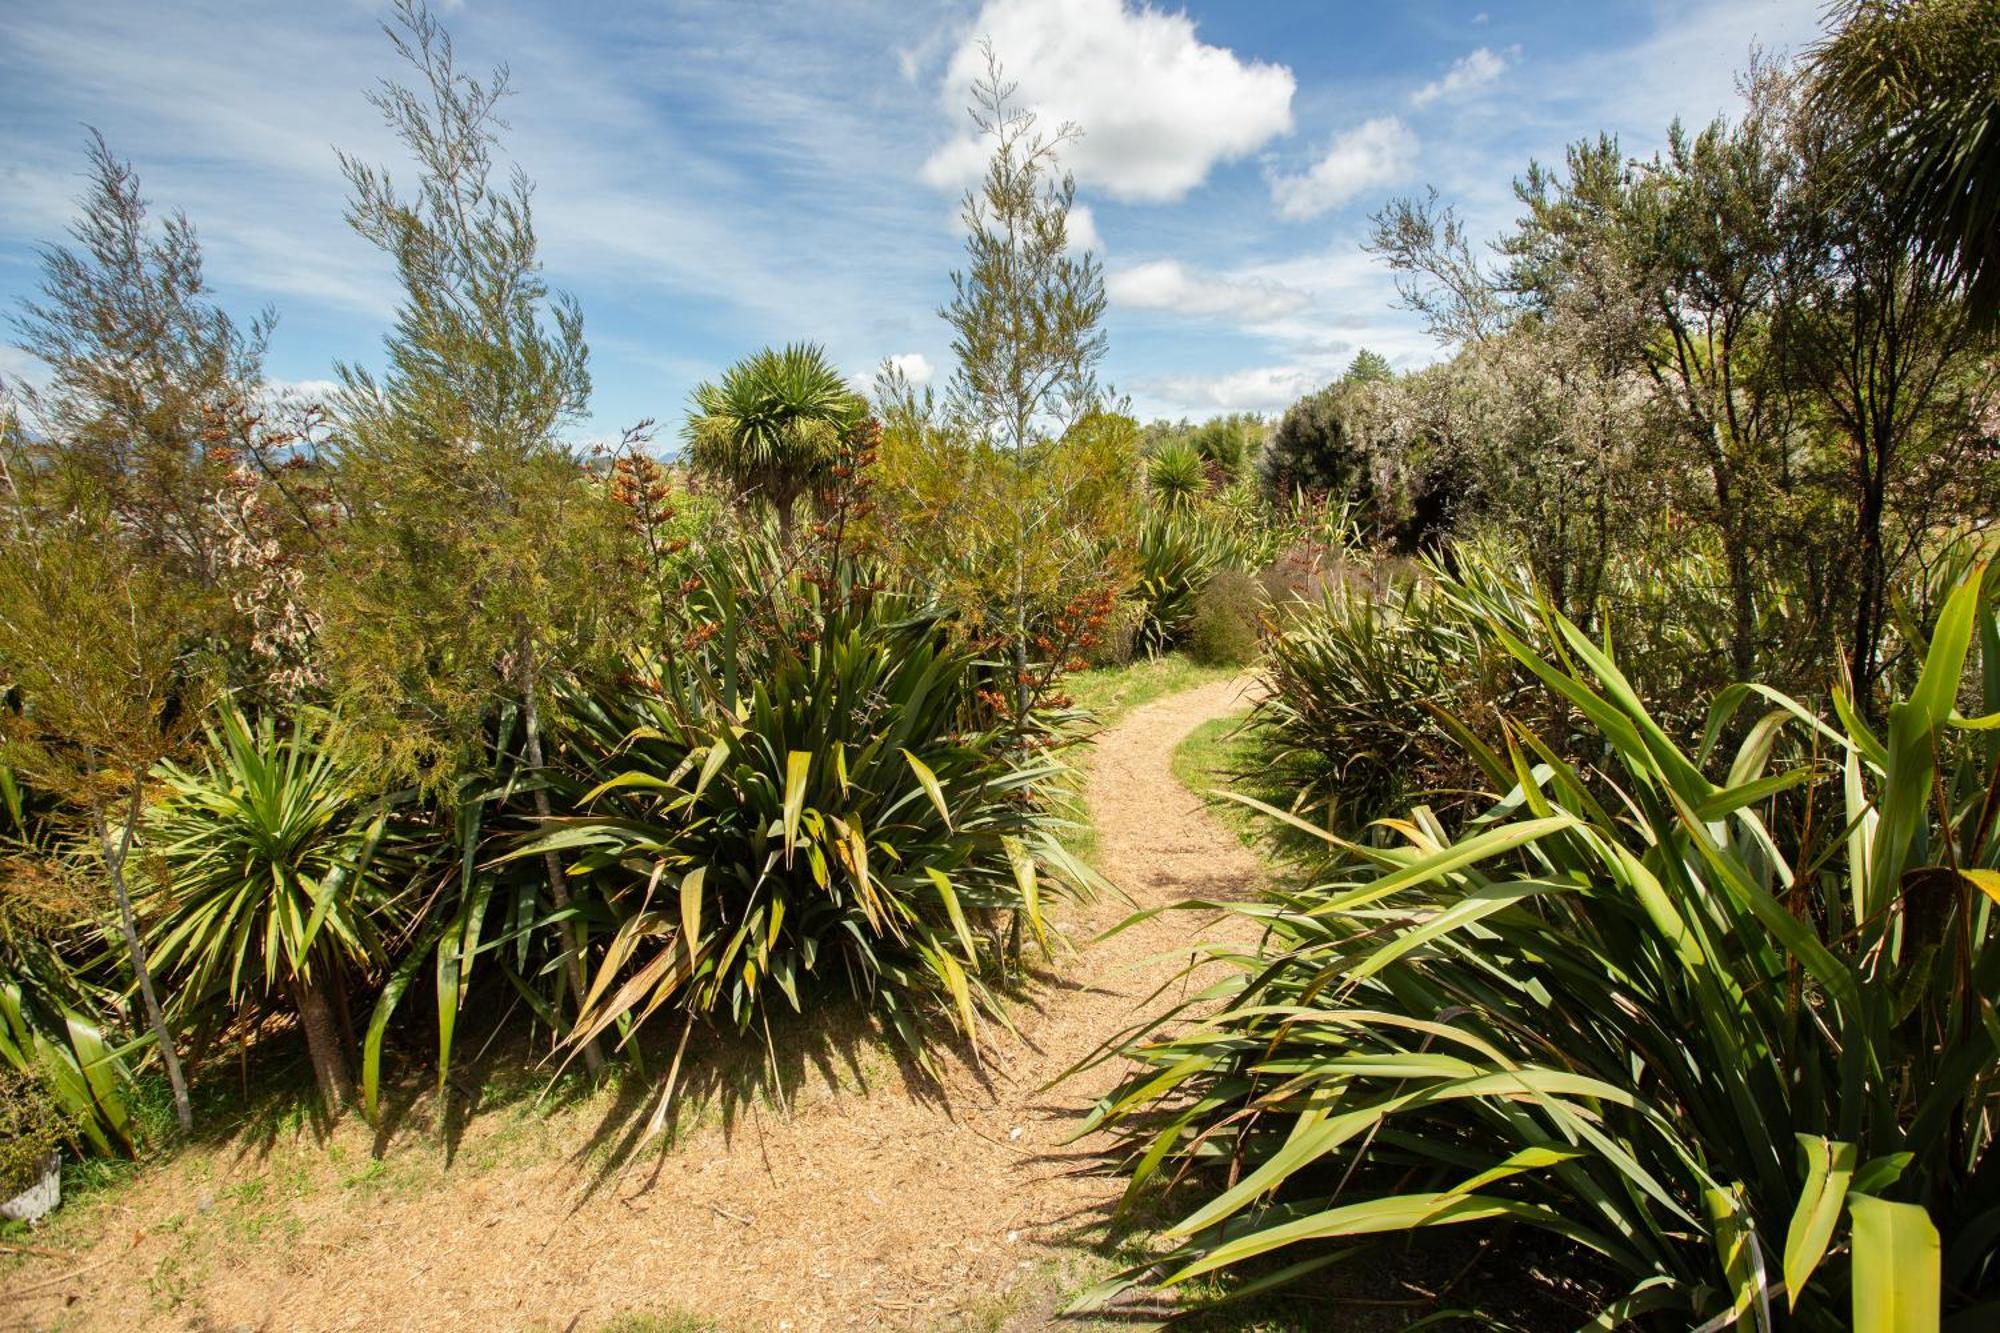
[1850,473,1887,706]
[100,779,193,1134]
[290,972,354,1119]
[516,632,605,1074]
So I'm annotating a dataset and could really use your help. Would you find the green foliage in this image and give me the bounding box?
[685,343,864,530]
[1134,509,1235,658]
[1145,436,1207,511]
[921,43,1119,725]
[1186,569,1261,668]
[1256,377,1383,517]
[1190,414,1264,480]
[1253,565,1495,828]
[1081,561,2000,1328]
[321,0,619,791]
[0,504,219,1134]
[1811,0,2000,324]
[1343,348,1392,385]
[525,536,1092,1088]
[1146,414,1264,484]
[0,1065,66,1196]
[145,707,406,1012]
[872,400,1137,722]
[4,130,268,586]
[146,705,415,1112]
[0,848,136,1156]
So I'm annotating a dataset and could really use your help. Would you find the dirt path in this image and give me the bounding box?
[5,678,1265,1333]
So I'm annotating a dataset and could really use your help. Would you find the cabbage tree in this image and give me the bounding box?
[684,342,863,540]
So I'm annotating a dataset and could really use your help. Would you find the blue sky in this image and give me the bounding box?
[0,0,1828,439]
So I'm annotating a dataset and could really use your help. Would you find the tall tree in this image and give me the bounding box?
[5,132,270,586]
[0,133,271,1136]
[322,0,614,1075]
[1784,73,1998,698]
[936,43,1115,723]
[1514,89,1805,676]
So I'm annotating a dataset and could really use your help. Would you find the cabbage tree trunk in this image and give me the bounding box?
[291,971,354,1119]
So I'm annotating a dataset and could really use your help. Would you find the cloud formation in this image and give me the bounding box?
[1411,46,1513,106]
[1140,364,1327,413]
[1108,259,1308,322]
[1268,117,1418,221]
[922,0,1295,203]
[884,352,934,384]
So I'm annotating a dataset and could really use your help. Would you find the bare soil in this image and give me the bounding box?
[2,677,1264,1333]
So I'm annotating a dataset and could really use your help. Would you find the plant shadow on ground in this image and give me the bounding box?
[1021,1170,1617,1331]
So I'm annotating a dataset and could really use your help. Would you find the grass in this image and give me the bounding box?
[1065,653,1241,728]
[592,1313,718,1333]
[1167,710,1265,851]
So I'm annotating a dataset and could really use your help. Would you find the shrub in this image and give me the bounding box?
[1185,414,1261,482]
[1078,563,2000,1328]
[1088,598,1143,668]
[0,844,135,1155]
[1135,510,1238,657]
[0,1065,66,1196]
[527,539,1095,1087]
[1257,381,1374,508]
[1187,569,1261,667]
[1251,561,1529,830]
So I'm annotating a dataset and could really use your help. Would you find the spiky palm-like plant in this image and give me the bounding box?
[684,343,864,538]
[146,706,411,1118]
[1146,436,1207,512]
[1811,0,2000,324]
[1079,558,2000,1328]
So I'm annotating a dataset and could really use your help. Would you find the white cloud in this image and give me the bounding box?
[884,352,934,384]
[1141,364,1329,414]
[268,376,341,401]
[1267,117,1417,221]
[922,0,1295,204]
[1411,47,1512,107]
[1108,259,1308,322]
[1067,202,1102,255]
[0,345,51,396]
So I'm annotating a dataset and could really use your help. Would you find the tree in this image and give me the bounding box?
[1810,0,2000,326]
[684,343,863,540]
[1258,356,1398,522]
[1342,349,1393,386]
[5,131,270,587]
[1783,69,1998,698]
[321,0,618,1075]
[0,132,271,1137]
[1512,87,1805,677]
[929,42,1119,724]
[145,707,411,1121]
[0,505,213,1135]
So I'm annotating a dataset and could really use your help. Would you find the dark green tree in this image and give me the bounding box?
[1258,359,1391,516]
